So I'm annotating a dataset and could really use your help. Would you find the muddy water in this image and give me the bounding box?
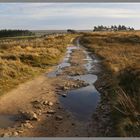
[48,44,100,122]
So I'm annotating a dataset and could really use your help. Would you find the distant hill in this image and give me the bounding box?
[31,30,92,36]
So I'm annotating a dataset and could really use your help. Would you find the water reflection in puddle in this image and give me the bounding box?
[59,85,100,121]
[83,50,94,72]
[69,74,97,85]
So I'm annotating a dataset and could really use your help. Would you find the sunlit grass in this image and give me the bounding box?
[0,34,76,96]
[80,31,140,137]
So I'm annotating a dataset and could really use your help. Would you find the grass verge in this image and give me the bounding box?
[0,34,77,96]
[80,31,140,137]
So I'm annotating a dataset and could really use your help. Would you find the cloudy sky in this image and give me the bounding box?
[0,3,140,30]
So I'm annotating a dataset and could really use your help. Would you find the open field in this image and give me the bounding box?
[0,34,76,96]
[80,31,140,137]
[0,31,139,137]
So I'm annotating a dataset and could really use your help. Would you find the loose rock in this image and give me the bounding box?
[1,133,11,137]
[31,100,40,104]
[55,115,63,121]
[20,111,38,121]
[22,122,33,129]
[33,104,42,109]
[48,101,53,106]
[62,94,67,97]
[63,86,69,90]
[43,100,48,105]
[47,110,56,114]
[12,132,19,137]
[17,130,24,134]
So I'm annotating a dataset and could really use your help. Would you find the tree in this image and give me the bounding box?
[0,29,35,38]
[93,25,135,32]
[67,29,77,34]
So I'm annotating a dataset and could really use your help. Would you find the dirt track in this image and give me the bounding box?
[0,39,92,137]
[0,38,112,137]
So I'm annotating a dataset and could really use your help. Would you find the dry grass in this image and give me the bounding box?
[80,31,140,136]
[0,34,76,96]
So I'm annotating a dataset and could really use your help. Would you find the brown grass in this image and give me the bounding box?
[80,31,140,137]
[0,34,76,96]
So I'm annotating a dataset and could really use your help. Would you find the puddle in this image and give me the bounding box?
[83,51,94,72]
[69,74,97,85]
[59,85,100,121]
[48,46,78,77]
[48,44,101,122]
[0,115,15,128]
[61,74,100,121]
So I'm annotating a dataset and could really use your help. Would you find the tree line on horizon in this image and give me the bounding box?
[93,25,135,32]
[0,29,35,38]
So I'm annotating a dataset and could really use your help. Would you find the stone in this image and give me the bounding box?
[43,100,48,105]
[63,86,69,90]
[17,130,24,134]
[20,111,38,121]
[58,106,62,109]
[55,115,63,121]
[62,94,67,97]
[1,133,11,137]
[33,104,42,109]
[36,110,42,116]
[71,123,75,126]
[31,100,40,104]
[48,101,53,106]
[24,120,30,123]
[73,84,77,88]
[12,132,19,137]
[47,110,56,114]
[47,114,52,117]
[22,122,33,129]
[101,105,105,110]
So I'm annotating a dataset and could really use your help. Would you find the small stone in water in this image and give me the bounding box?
[55,115,63,121]
[62,94,67,97]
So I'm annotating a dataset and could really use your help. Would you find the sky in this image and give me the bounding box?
[0,3,140,30]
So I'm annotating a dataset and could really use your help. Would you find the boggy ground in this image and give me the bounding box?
[0,40,100,137]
